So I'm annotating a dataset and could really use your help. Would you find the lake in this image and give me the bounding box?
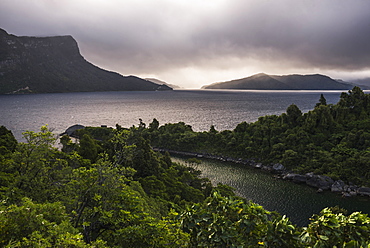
[0,89,346,140]
[0,89,369,225]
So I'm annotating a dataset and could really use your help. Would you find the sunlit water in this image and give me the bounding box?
[1,89,369,225]
[0,89,345,140]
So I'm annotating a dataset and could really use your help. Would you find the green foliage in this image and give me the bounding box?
[60,134,77,153]
[148,118,159,131]
[112,212,189,247]
[4,126,70,202]
[75,126,114,142]
[315,94,327,107]
[180,194,370,247]
[64,158,141,243]
[0,198,98,247]
[0,125,198,246]
[61,155,191,246]
[301,208,370,247]
[179,192,301,247]
[285,104,303,127]
[146,87,370,186]
[78,134,100,162]
[140,162,211,206]
[1,101,370,247]
[212,183,237,197]
[147,122,197,151]
[0,127,18,198]
[0,126,17,156]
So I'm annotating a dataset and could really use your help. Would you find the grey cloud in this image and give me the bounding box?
[1,0,370,83]
[190,1,370,70]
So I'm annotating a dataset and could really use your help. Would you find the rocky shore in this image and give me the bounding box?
[154,148,370,198]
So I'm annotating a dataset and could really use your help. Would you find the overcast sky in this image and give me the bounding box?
[1,0,370,88]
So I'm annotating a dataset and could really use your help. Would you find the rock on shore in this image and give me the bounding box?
[283,172,370,197]
[153,147,370,198]
[305,173,334,190]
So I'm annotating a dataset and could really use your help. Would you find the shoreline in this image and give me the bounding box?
[154,148,370,199]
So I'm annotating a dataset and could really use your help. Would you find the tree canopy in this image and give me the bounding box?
[144,87,370,187]
[1,87,370,246]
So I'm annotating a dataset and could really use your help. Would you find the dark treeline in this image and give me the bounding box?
[0,87,369,246]
[144,87,370,187]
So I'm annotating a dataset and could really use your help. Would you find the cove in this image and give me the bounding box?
[172,156,370,226]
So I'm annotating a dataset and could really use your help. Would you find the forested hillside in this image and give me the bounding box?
[145,87,370,188]
[202,73,354,90]
[0,88,370,246]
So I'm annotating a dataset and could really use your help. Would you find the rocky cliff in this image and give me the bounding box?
[0,28,171,94]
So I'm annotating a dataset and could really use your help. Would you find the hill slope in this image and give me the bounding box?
[202,73,354,90]
[145,78,181,89]
[0,28,170,94]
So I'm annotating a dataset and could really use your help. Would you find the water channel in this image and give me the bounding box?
[172,156,370,226]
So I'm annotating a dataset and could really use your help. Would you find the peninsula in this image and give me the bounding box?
[0,28,172,94]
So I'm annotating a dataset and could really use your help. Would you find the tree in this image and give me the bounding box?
[301,208,370,247]
[6,125,65,202]
[2,123,370,246]
[64,157,189,246]
[338,86,369,121]
[131,136,161,178]
[148,118,159,131]
[284,104,303,127]
[315,94,327,107]
[60,134,77,153]
[111,211,189,247]
[281,149,299,169]
[0,198,101,247]
[0,126,17,156]
[180,192,301,247]
[64,158,135,243]
[78,133,100,162]
[209,125,218,134]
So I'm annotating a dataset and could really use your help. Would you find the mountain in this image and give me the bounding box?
[202,73,354,90]
[347,78,370,88]
[145,78,181,89]
[0,28,171,94]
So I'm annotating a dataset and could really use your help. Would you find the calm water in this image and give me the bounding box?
[1,89,369,225]
[172,156,370,226]
[0,89,345,140]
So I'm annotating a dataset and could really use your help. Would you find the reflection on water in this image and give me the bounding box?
[0,90,343,141]
[172,156,370,226]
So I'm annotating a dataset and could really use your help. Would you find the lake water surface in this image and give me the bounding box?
[172,156,370,226]
[1,89,369,225]
[0,89,346,140]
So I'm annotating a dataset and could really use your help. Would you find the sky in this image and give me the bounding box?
[1,0,370,89]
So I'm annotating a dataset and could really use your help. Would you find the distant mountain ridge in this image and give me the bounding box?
[348,77,370,88]
[202,73,355,90]
[0,28,171,94]
[145,78,181,89]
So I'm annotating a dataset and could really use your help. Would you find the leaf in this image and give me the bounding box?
[82,221,90,227]
[319,235,329,240]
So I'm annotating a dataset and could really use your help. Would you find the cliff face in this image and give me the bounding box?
[203,73,354,90]
[0,28,170,94]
